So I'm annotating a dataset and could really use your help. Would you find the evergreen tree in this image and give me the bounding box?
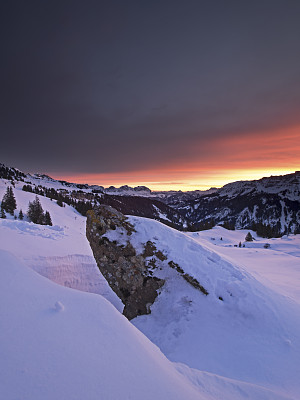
[0,204,6,219]
[22,184,33,192]
[245,232,254,242]
[44,211,52,226]
[57,198,63,207]
[18,209,24,220]
[1,186,17,215]
[74,200,93,216]
[27,196,44,224]
[222,221,235,230]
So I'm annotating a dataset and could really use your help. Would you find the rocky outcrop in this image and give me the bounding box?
[86,205,164,319]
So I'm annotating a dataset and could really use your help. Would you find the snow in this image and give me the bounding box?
[0,249,295,400]
[0,250,204,400]
[1,178,300,399]
[0,180,123,311]
[188,226,300,303]
[103,226,129,246]
[153,204,172,222]
[126,217,300,399]
[218,171,300,200]
[175,363,295,400]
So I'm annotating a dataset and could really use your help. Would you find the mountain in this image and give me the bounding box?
[1,180,299,399]
[99,193,187,229]
[169,172,300,236]
[0,163,189,229]
[154,187,219,203]
[215,171,300,202]
[1,163,300,236]
[0,163,26,181]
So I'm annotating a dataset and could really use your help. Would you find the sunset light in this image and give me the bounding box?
[52,123,300,191]
[1,2,300,399]
[52,168,298,191]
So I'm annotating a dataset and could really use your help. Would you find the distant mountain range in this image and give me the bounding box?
[1,163,299,236]
[171,171,300,236]
[0,163,188,229]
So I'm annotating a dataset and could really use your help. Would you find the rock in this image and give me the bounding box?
[86,205,164,320]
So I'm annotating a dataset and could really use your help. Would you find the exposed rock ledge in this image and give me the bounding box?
[86,205,164,319]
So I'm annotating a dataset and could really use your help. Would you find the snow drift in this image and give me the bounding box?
[0,249,204,400]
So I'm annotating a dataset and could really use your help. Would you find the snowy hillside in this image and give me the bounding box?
[0,180,122,311]
[85,203,300,399]
[188,226,300,302]
[0,162,150,195]
[218,171,300,200]
[0,250,207,400]
[0,163,189,229]
[122,218,300,399]
[1,175,300,399]
[0,162,214,198]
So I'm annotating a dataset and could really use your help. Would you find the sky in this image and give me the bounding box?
[1,0,300,190]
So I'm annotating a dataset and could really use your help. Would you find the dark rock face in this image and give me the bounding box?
[86,205,164,320]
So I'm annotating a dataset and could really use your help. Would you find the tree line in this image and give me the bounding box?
[22,184,94,216]
[1,186,52,226]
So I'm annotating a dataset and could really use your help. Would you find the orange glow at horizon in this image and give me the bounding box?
[51,168,299,191]
[50,124,300,191]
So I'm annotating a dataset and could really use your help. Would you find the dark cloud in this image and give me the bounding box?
[1,0,300,176]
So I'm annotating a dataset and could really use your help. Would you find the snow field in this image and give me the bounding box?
[126,217,300,399]
[1,179,300,399]
[0,250,204,400]
[0,180,123,310]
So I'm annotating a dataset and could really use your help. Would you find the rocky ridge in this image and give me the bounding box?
[172,172,300,235]
[86,205,165,319]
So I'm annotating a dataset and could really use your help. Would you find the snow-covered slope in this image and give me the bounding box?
[0,162,150,195]
[1,217,296,399]
[0,180,122,311]
[1,175,300,399]
[0,250,207,400]
[0,164,189,229]
[218,171,300,200]
[121,217,300,399]
[188,226,300,303]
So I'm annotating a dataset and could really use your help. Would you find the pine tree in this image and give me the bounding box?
[0,204,6,219]
[27,196,44,224]
[245,232,254,242]
[18,209,24,220]
[44,211,52,226]
[1,186,17,215]
[22,184,33,192]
